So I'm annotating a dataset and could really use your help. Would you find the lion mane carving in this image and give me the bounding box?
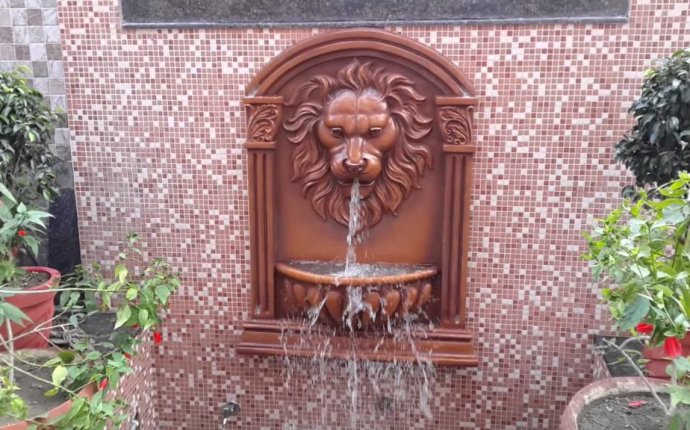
[284,61,433,228]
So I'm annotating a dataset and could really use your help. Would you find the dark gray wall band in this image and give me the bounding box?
[121,0,629,28]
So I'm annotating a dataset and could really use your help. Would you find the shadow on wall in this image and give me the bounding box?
[47,188,81,276]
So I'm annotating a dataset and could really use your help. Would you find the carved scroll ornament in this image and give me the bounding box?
[283,60,433,229]
[438,105,473,146]
[247,104,281,143]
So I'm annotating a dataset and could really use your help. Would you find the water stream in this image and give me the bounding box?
[345,178,362,273]
[277,318,436,429]
[276,176,436,429]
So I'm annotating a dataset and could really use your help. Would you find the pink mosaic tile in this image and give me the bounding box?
[56,0,690,428]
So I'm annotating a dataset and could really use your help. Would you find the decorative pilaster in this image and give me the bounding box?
[244,96,283,318]
[437,96,477,328]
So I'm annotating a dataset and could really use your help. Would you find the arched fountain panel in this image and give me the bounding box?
[238,29,478,366]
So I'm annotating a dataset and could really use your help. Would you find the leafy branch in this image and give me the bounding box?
[0,234,180,428]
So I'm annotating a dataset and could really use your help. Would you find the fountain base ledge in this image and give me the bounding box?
[237,320,478,367]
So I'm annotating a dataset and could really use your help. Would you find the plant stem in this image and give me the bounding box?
[0,307,70,344]
[671,219,690,271]
[5,320,13,383]
[0,332,68,372]
[0,312,131,369]
[670,360,678,417]
[0,287,105,295]
[602,338,670,416]
[618,336,644,351]
[0,355,79,397]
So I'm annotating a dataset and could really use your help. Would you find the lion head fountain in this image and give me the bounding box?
[239,29,478,366]
[284,61,433,228]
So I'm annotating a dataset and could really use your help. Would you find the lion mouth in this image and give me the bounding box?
[338,180,375,188]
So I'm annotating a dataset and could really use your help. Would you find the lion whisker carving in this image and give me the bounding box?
[284,60,433,228]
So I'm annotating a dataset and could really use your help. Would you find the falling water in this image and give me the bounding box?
[275,177,436,429]
[276,317,436,429]
[345,179,361,272]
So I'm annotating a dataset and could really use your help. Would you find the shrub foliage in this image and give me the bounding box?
[616,49,690,187]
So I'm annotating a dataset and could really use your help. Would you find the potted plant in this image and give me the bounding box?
[0,68,62,351]
[590,47,690,377]
[560,335,690,429]
[0,234,179,429]
[560,48,690,429]
[0,185,56,351]
[585,173,690,372]
[579,174,690,426]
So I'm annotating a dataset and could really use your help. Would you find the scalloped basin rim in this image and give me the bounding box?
[276,261,439,286]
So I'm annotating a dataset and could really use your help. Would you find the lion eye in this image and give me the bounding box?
[330,127,344,139]
[369,127,382,137]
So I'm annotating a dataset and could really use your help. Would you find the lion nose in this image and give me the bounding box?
[343,158,367,174]
[344,137,366,174]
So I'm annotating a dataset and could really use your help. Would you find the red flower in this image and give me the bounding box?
[124,352,132,360]
[99,378,108,390]
[636,323,655,335]
[17,230,26,237]
[131,324,139,330]
[153,331,163,345]
[664,337,683,358]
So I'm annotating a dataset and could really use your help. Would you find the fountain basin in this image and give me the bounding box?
[277,261,438,330]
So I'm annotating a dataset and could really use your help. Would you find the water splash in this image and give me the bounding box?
[274,176,437,429]
[276,318,436,429]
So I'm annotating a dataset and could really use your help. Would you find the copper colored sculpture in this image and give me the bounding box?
[284,61,432,228]
[278,261,437,329]
[239,29,478,366]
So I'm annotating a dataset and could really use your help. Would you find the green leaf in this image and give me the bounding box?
[682,289,690,317]
[114,264,128,283]
[101,290,112,309]
[22,235,39,257]
[43,357,62,367]
[155,284,170,305]
[619,295,650,331]
[676,357,690,374]
[125,288,137,301]
[669,414,683,430]
[629,264,650,279]
[114,305,131,329]
[138,308,149,327]
[69,342,88,354]
[58,351,75,364]
[0,302,30,325]
[667,385,690,407]
[85,350,101,360]
[0,182,16,203]
[63,396,85,420]
[51,365,68,387]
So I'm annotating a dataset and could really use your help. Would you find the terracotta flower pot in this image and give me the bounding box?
[0,267,60,351]
[560,377,667,430]
[642,335,690,379]
[0,382,97,430]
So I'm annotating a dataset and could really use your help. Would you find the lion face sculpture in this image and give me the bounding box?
[284,61,433,228]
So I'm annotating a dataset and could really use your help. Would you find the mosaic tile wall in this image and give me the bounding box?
[57,0,690,428]
[115,342,158,428]
[0,0,70,187]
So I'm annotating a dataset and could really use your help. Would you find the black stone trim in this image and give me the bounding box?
[121,0,629,29]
